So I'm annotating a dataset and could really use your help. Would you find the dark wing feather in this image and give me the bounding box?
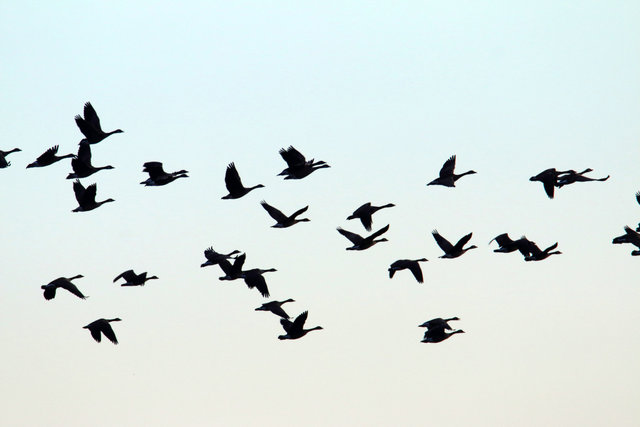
[114,270,136,283]
[337,227,364,244]
[292,311,308,331]
[439,155,456,178]
[90,328,102,343]
[408,263,424,283]
[289,205,309,219]
[432,230,454,252]
[261,201,288,223]
[490,233,513,246]
[77,142,92,163]
[453,233,473,251]
[543,180,555,198]
[225,163,244,193]
[59,281,87,299]
[101,323,118,344]
[43,287,56,300]
[83,102,102,132]
[73,180,86,203]
[280,318,294,334]
[280,146,306,167]
[143,162,167,180]
[82,183,98,204]
[367,224,389,241]
[38,145,59,163]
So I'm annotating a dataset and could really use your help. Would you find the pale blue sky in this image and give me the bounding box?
[1,1,639,426]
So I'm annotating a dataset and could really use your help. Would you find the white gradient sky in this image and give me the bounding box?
[1,1,639,426]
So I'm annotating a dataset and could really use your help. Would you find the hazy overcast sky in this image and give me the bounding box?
[1,1,639,426]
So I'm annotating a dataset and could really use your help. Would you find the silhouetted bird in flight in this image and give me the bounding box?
[523,241,562,261]
[140,161,188,186]
[260,200,310,228]
[489,233,532,256]
[113,270,159,286]
[346,202,395,231]
[66,142,114,179]
[0,148,21,168]
[556,168,610,188]
[612,226,640,256]
[26,145,74,168]
[241,267,277,298]
[278,311,323,340]
[427,155,476,187]
[41,275,86,300]
[217,253,246,281]
[255,299,295,319]
[278,146,329,179]
[83,318,121,344]
[337,224,390,250]
[419,317,460,331]
[200,247,241,268]
[388,258,428,283]
[419,317,464,343]
[432,230,477,258]
[222,162,264,199]
[529,168,571,199]
[72,180,114,212]
[75,102,123,144]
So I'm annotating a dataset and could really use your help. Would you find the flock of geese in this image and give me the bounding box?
[2,102,635,346]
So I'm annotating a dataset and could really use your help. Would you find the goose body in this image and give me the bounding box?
[427,155,476,187]
[337,224,390,250]
[113,270,158,286]
[421,329,465,343]
[260,200,310,228]
[41,274,86,300]
[529,168,571,199]
[201,247,241,268]
[388,258,428,283]
[347,202,395,231]
[222,162,264,199]
[241,268,277,298]
[278,311,323,340]
[255,299,295,319]
[27,145,74,168]
[83,318,121,344]
[432,230,477,259]
[0,148,21,168]
[66,142,114,179]
[75,102,123,144]
[489,233,532,256]
[140,161,188,186]
[523,241,562,261]
[72,180,114,212]
[278,146,329,180]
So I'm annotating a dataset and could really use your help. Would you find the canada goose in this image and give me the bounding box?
[388,259,428,283]
[140,161,188,186]
[241,268,277,298]
[346,202,395,231]
[556,168,610,187]
[41,275,86,300]
[201,247,241,268]
[83,318,121,344]
[419,317,460,331]
[278,311,323,340]
[432,230,477,258]
[337,224,390,250]
[278,146,329,179]
[489,233,532,256]
[255,299,295,319]
[612,226,640,255]
[75,102,123,144]
[71,180,115,212]
[26,145,74,168]
[113,270,158,286]
[66,142,114,179]
[218,253,246,281]
[529,168,571,199]
[523,241,562,261]
[222,162,264,199]
[0,148,21,168]
[260,201,310,228]
[427,155,476,187]
[421,329,465,343]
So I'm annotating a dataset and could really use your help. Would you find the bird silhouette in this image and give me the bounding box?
[26,145,74,168]
[41,275,86,300]
[523,241,562,261]
[432,230,477,258]
[0,148,21,168]
[427,155,476,187]
[66,142,114,179]
[140,161,188,186]
[277,146,329,179]
[337,224,390,250]
[255,299,295,319]
[556,168,610,188]
[612,226,640,256]
[419,317,460,331]
[72,180,114,212]
[421,328,465,343]
[241,268,277,298]
[388,259,428,283]
[75,102,123,144]
[346,202,395,231]
[489,233,532,256]
[260,201,310,228]
[278,311,323,340]
[217,253,246,281]
[83,318,121,344]
[113,270,159,286]
[201,247,241,268]
[529,168,571,199]
[222,163,264,199]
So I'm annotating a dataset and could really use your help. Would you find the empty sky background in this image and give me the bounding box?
[1,1,639,426]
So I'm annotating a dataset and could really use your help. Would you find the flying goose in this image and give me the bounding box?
[346,202,395,231]
[222,162,264,199]
[260,200,310,228]
[278,311,323,340]
[66,142,114,179]
[337,224,390,250]
[556,168,610,188]
[388,258,428,283]
[201,247,241,268]
[523,241,562,261]
[75,102,123,144]
[113,270,159,286]
[421,328,465,343]
[255,299,295,319]
[432,230,477,259]
[140,161,188,186]
[72,180,114,212]
[241,268,277,298]
[41,275,86,300]
[529,168,571,199]
[489,233,532,256]
[612,226,640,256]
[0,148,21,168]
[26,145,74,168]
[83,318,121,344]
[278,146,329,179]
[427,155,476,187]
